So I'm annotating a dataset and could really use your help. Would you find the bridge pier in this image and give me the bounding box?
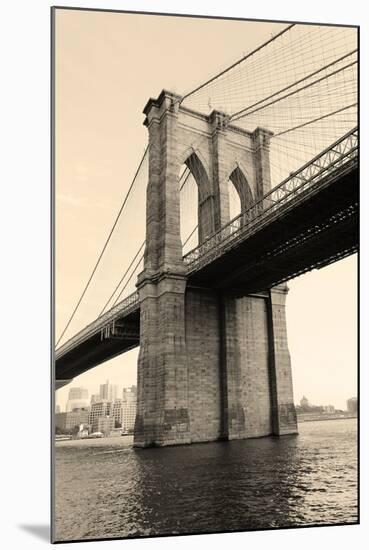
[134,284,296,447]
[134,273,191,447]
[220,285,297,439]
[134,89,297,447]
[267,286,298,435]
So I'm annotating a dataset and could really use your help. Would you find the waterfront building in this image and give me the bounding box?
[66,386,89,412]
[323,405,335,413]
[55,412,67,431]
[55,409,89,432]
[347,397,357,414]
[111,399,123,427]
[122,386,137,431]
[66,409,89,430]
[89,400,112,432]
[97,416,115,435]
[300,395,310,409]
[99,380,118,402]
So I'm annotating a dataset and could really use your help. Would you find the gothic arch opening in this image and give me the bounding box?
[228,179,241,221]
[228,166,254,221]
[179,152,214,253]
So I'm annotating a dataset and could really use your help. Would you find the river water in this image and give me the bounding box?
[54,418,357,542]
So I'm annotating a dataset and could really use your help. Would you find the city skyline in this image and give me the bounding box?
[57,377,355,414]
[58,380,136,412]
[56,381,138,434]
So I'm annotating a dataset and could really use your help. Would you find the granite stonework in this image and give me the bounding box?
[134,90,297,447]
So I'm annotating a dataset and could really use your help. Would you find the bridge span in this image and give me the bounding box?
[56,125,357,383]
[55,89,357,449]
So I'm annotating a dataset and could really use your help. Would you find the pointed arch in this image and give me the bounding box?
[229,166,254,214]
[228,178,242,221]
[181,151,215,244]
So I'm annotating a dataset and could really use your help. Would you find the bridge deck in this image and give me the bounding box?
[55,128,358,381]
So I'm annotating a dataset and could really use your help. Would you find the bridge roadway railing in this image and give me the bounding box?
[55,291,140,360]
[183,127,358,273]
[56,128,357,361]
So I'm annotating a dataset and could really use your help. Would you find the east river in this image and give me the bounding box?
[54,418,357,542]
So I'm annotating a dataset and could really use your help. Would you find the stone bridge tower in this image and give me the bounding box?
[134,90,297,447]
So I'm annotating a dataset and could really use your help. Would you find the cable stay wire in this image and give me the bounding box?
[98,167,192,317]
[229,49,357,122]
[56,146,149,347]
[272,103,357,138]
[109,221,199,312]
[98,241,146,317]
[110,250,144,309]
[180,23,295,105]
[231,59,357,123]
[183,225,198,245]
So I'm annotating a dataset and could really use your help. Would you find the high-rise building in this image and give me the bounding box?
[90,393,102,405]
[111,399,123,427]
[122,385,137,403]
[89,400,112,432]
[66,386,89,412]
[347,397,357,414]
[99,380,118,402]
[122,386,137,431]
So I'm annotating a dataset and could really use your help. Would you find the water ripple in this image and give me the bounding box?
[54,418,357,541]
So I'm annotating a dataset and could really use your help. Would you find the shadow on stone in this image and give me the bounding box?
[19,524,49,542]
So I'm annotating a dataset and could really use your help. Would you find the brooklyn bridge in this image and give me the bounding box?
[55,23,358,447]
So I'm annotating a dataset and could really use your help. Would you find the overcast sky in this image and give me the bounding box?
[55,8,357,412]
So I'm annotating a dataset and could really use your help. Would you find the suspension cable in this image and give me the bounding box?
[180,23,295,104]
[98,167,192,316]
[109,222,199,311]
[229,49,357,121]
[56,147,148,346]
[98,241,145,317]
[272,103,357,138]
[231,60,357,123]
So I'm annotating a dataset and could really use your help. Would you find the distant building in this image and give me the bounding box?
[66,386,89,412]
[322,405,335,414]
[55,412,67,431]
[66,409,89,430]
[55,404,61,414]
[300,396,310,409]
[347,397,357,414]
[55,408,89,432]
[97,416,115,435]
[122,386,137,431]
[122,385,137,403]
[89,400,112,432]
[100,380,118,402]
[90,393,101,405]
[111,399,123,427]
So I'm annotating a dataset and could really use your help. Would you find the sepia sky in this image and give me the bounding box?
[55,8,357,412]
